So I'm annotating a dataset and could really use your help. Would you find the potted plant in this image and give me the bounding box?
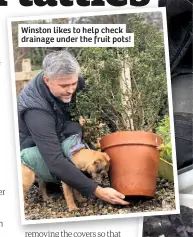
[70,16,169,198]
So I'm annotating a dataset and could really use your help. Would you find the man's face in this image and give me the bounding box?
[43,73,78,103]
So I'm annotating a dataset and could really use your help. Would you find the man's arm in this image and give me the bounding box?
[23,110,98,197]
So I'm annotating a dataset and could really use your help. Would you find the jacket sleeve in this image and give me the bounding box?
[159,0,193,18]
[23,109,98,197]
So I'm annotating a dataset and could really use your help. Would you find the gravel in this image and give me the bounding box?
[143,205,193,237]
[24,177,175,220]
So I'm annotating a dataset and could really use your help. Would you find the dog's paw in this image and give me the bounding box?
[76,196,87,203]
[41,195,50,202]
[42,197,49,202]
[68,205,78,212]
[74,190,87,203]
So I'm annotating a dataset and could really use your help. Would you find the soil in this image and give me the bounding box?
[143,205,193,237]
[24,177,175,220]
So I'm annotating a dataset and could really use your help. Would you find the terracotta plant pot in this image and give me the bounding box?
[100,131,162,198]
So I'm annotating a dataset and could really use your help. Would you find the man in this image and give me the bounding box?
[18,50,129,205]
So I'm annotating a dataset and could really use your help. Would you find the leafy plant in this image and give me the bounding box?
[70,14,168,143]
[156,115,172,163]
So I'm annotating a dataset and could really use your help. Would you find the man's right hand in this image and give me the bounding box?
[94,186,129,205]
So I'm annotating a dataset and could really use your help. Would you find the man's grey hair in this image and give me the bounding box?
[43,50,80,79]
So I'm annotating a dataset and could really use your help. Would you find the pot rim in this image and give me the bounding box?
[100,130,162,151]
[101,142,161,151]
[101,130,161,138]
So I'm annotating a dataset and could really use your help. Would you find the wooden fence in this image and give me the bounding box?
[15,58,41,94]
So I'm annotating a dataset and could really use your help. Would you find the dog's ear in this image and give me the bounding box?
[102,152,110,162]
[80,160,94,172]
[93,159,100,166]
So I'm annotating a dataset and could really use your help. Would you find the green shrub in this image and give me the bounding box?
[156,115,172,163]
[70,15,168,145]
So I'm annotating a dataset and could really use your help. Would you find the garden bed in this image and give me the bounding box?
[24,177,175,220]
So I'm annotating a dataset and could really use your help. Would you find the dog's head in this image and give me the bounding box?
[81,150,110,184]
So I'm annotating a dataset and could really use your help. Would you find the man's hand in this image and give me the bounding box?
[94,186,129,205]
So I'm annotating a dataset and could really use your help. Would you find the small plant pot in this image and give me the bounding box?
[100,131,162,198]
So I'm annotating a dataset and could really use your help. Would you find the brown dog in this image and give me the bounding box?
[22,149,110,211]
